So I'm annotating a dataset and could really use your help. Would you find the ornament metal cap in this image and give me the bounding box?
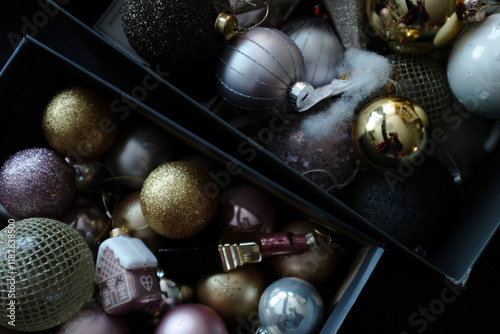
[214,12,240,40]
[291,81,315,111]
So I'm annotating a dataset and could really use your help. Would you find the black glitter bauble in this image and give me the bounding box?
[121,0,228,72]
[335,156,459,250]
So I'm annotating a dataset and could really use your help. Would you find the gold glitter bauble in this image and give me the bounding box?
[0,218,95,332]
[196,264,266,327]
[42,87,119,162]
[140,161,218,239]
[366,0,457,55]
[352,96,430,170]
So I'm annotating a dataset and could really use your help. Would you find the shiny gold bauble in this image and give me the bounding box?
[196,264,266,327]
[0,218,95,331]
[42,87,119,161]
[352,96,430,170]
[269,220,341,288]
[140,161,218,239]
[366,0,457,54]
[112,191,164,251]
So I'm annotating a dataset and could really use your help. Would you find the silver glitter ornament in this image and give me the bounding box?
[323,0,368,50]
[282,17,344,87]
[215,27,313,117]
[257,277,324,334]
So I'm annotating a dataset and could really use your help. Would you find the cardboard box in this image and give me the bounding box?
[0,35,384,333]
[29,0,500,289]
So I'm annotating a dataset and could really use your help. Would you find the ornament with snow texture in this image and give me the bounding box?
[215,27,313,118]
[281,17,343,87]
[447,12,500,117]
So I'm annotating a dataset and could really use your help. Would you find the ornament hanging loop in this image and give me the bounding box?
[214,1,270,40]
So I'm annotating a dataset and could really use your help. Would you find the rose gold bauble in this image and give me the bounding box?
[56,304,130,334]
[112,191,163,251]
[196,264,266,327]
[269,220,341,287]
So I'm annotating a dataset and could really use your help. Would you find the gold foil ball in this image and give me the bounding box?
[196,265,266,327]
[352,96,430,170]
[366,0,456,54]
[140,161,218,239]
[0,218,95,332]
[269,220,341,288]
[42,87,119,162]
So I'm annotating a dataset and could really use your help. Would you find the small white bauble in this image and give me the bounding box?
[447,13,500,117]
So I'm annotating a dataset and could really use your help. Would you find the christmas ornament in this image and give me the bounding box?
[336,156,459,249]
[196,264,266,326]
[352,96,430,170]
[112,191,164,252]
[105,119,174,190]
[264,98,359,193]
[0,147,76,219]
[121,0,229,72]
[281,17,344,87]
[216,183,276,233]
[73,160,105,191]
[60,195,110,258]
[42,87,119,161]
[387,53,454,129]
[0,218,95,332]
[269,220,341,287]
[140,161,218,239]
[56,303,131,334]
[156,226,318,276]
[447,12,500,118]
[257,277,324,334]
[95,229,162,315]
[323,0,368,50]
[366,0,457,54]
[215,26,312,117]
[154,303,228,334]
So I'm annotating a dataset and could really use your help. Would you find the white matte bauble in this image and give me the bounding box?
[447,13,500,117]
[282,17,343,87]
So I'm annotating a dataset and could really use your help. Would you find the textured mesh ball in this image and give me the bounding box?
[0,218,95,332]
[387,53,453,130]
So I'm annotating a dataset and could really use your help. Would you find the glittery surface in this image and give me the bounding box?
[0,148,76,219]
[42,87,119,162]
[140,161,218,239]
[323,0,368,50]
[121,0,227,72]
[0,218,95,331]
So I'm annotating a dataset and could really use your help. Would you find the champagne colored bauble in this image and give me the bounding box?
[60,195,110,258]
[0,147,76,219]
[269,220,341,288]
[121,0,227,72]
[387,53,454,129]
[216,184,276,233]
[215,27,312,117]
[42,87,119,162]
[447,12,500,117]
[113,191,163,252]
[154,303,228,334]
[258,277,324,334]
[366,0,457,54]
[140,161,218,239]
[56,304,130,334]
[196,265,266,326]
[0,218,95,332]
[105,119,174,190]
[265,99,358,192]
[281,17,343,87]
[352,96,430,170]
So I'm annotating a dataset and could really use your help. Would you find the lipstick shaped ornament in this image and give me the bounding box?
[156,226,319,277]
[95,228,162,315]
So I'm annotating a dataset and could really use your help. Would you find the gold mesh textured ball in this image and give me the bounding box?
[0,218,95,332]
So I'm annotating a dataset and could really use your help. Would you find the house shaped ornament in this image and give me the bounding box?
[95,228,162,315]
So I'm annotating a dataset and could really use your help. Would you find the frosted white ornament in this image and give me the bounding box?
[447,13,500,117]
